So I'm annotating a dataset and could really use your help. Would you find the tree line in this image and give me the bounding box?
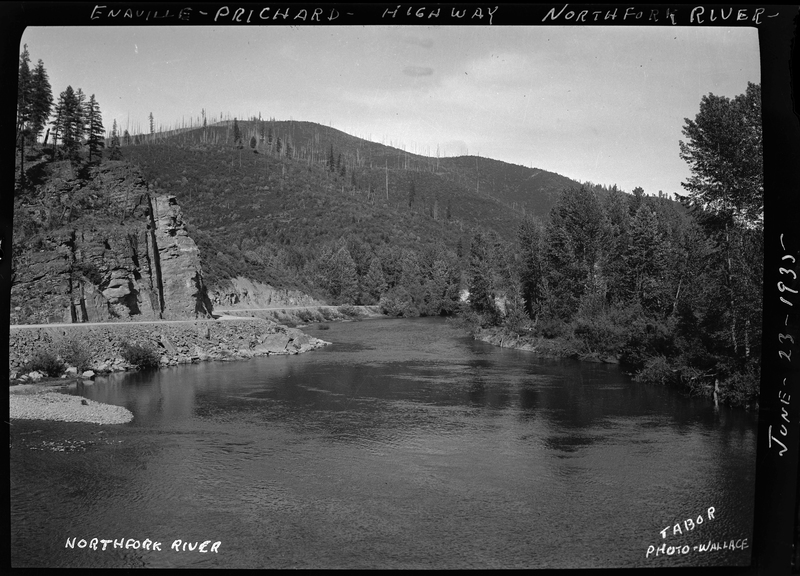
[463,82,763,408]
[16,44,113,188]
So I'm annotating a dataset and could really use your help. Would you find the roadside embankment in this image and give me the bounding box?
[9,317,331,383]
[215,305,384,326]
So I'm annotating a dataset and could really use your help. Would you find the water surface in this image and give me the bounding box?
[10,317,757,568]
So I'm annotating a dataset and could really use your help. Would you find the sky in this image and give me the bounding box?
[19,24,760,197]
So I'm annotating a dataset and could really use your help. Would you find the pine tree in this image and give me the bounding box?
[16,45,32,141]
[85,94,104,162]
[468,232,499,322]
[74,88,86,143]
[54,86,81,159]
[109,119,122,160]
[123,129,131,146]
[29,59,53,142]
[16,45,33,186]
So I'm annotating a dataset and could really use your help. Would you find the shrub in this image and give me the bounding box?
[717,360,761,408]
[57,337,93,372]
[317,323,330,330]
[24,350,65,377]
[378,287,418,317]
[536,315,569,339]
[337,304,359,318]
[618,314,676,371]
[120,341,161,370]
[633,355,678,386]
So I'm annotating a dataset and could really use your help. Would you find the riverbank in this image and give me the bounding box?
[9,316,332,384]
[472,326,619,364]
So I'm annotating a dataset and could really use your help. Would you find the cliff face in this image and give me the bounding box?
[11,161,212,324]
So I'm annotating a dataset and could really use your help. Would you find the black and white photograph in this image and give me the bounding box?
[6,3,798,571]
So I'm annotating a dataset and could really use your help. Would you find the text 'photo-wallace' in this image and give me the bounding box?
[10,24,762,570]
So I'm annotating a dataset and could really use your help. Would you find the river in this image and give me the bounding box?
[10,317,757,569]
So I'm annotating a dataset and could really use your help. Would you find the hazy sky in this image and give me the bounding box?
[20,25,760,196]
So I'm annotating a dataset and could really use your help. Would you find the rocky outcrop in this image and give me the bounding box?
[10,162,212,324]
[209,276,322,309]
[149,195,213,319]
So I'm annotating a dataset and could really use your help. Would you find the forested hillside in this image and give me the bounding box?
[119,118,585,314]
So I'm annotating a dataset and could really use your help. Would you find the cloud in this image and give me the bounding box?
[403,66,434,77]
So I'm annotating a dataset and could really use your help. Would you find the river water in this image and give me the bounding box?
[10,317,757,569]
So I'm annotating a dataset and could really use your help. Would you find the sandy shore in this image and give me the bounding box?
[9,384,133,425]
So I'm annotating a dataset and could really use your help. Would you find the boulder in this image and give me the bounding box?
[160,334,177,355]
[81,370,96,379]
[27,371,44,382]
[253,333,289,354]
[65,366,78,375]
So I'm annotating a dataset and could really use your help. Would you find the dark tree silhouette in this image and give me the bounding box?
[85,94,104,162]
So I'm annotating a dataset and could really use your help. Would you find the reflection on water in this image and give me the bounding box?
[11,318,757,569]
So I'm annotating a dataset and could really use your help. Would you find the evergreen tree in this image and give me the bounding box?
[363,257,388,303]
[468,232,499,322]
[85,94,105,161]
[327,247,359,303]
[249,135,257,150]
[29,59,53,142]
[16,45,33,185]
[74,88,86,143]
[327,145,335,172]
[16,45,32,143]
[54,86,82,159]
[408,180,416,208]
[149,112,154,136]
[123,129,131,146]
[109,119,122,160]
[542,188,604,321]
[518,218,545,320]
[622,204,670,313]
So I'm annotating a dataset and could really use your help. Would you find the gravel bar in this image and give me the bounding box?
[9,387,133,424]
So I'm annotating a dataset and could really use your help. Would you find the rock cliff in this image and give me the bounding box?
[208,276,322,309]
[11,161,212,324]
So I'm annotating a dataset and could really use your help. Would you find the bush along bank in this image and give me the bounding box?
[456,309,760,412]
[9,318,330,383]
